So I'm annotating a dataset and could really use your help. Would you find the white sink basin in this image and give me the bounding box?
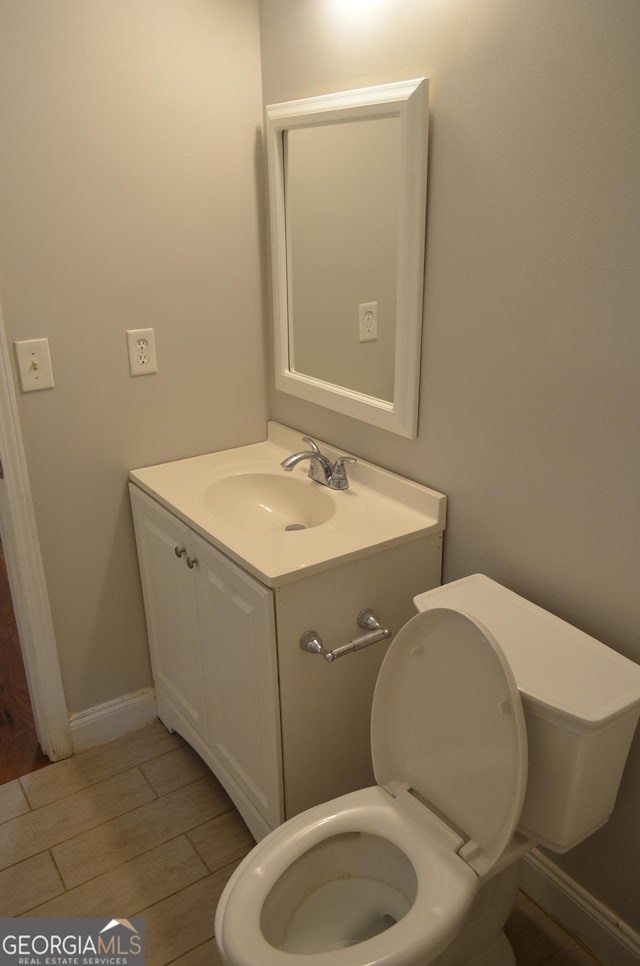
[204,472,336,532]
[130,423,446,586]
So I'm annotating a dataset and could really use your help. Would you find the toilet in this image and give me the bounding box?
[215,575,640,966]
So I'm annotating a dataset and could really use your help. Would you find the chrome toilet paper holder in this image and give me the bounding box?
[299,609,391,663]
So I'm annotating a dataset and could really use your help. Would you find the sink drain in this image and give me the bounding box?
[285,523,306,531]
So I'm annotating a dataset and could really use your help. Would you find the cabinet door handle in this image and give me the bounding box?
[186,556,198,569]
[174,546,186,558]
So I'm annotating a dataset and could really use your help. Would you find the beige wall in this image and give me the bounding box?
[260,0,640,934]
[0,0,267,713]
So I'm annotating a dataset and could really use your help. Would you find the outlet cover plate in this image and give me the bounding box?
[126,328,158,376]
[358,302,378,342]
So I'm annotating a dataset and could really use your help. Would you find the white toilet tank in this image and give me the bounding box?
[414,575,640,853]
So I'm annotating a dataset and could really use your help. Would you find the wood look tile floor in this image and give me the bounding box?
[0,721,601,966]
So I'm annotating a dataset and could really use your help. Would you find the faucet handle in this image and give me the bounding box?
[302,436,321,455]
[331,456,357,489]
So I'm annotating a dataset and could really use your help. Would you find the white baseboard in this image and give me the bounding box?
[521,850,640,966]
[69,688,157,753]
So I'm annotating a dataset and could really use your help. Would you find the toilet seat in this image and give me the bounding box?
[372,607,528,876]
[216,607,528,965]
[215,785,478,966]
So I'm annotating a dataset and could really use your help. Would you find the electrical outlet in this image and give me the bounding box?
[126,328,158,376]
[358,302,378,343]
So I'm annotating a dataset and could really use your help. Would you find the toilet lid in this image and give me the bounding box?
[371,607,528,875]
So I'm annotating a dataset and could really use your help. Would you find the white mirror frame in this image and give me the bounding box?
[266,78,429,439]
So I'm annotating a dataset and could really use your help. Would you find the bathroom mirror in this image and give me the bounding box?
[266,78,429,438]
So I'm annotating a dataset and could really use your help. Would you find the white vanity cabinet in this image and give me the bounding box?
[132,479,443,840]
[130,485,283,835]
[129,423,447,841]
[129,487,206,740]
[193,529,282,831]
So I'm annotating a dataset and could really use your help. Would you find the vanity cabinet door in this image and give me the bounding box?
[129,485,207,740]
[192,533,283,829]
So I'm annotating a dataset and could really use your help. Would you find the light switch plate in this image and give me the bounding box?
[14,338,55,392]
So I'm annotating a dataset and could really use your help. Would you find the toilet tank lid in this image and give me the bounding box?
[414,575,640,727]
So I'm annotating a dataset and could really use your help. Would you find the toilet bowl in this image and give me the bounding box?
[216,785,479,965]
[215,576,640,966]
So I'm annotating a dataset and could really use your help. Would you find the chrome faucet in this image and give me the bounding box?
[280,436,356,490]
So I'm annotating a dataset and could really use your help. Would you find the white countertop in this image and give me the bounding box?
[130,422,446,587]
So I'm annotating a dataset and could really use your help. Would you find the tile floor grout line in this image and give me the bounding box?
[133,857,241,960]
[15,775,35,813]
[18,834,214,918]
[141,773,224,801]
[16,761,155,812]
[38,778,235,885]
[9,728,184,806]
[0,851,66,920]
[0,768,160,872]
[54,828,215,893]
[0,843,63,874]
[184,829,212,869]
[10,792,234,892]
[184,814,238,870]
[122,862,214,918]
[46,846,68,900]
[138,764,162,798]
[18,748,218,825]
[17,749,186,807]
[0,784,31,822]
[4,835,192,886]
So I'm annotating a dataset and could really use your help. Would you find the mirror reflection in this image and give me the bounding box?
[286,117,401,402]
